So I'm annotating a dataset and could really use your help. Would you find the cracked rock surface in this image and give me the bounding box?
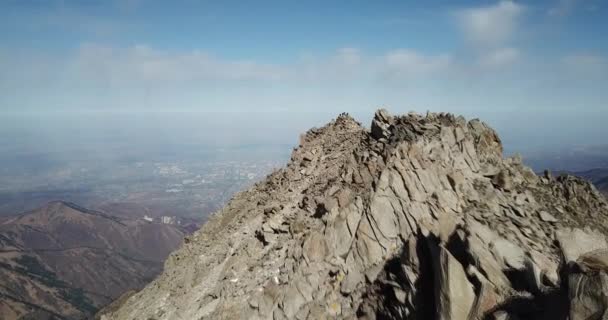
[99,109,608,320]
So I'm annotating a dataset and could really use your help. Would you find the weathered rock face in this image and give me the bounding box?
[100,109,608,320]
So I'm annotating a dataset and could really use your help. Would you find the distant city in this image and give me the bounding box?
[0,147,289,221]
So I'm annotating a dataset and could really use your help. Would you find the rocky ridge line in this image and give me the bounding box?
[101,109,608,320]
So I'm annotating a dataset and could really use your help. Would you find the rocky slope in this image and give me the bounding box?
[101,110,608,320]
[564,168,608,197]
[0,201,187,319]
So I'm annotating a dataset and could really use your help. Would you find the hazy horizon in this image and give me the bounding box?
[2,107,607,152]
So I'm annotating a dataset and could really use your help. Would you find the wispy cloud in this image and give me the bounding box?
[562,53,608,75]
[549,0,578,16]
[334,48,362,66]
[382,50,452,78]
[548,0,600,16]
[73,44,286,85]
[455,1,524,69]
[10,3,129,37]
[114,0,144,12]
[456,1,524,48]
[478,47,520,68]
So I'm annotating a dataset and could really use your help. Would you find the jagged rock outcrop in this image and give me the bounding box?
[100,109,608,320]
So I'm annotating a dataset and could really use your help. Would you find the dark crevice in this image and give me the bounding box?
[445,229,471,271]
[482,263,571,320]
[312,203,327,219]
[504,269,536,293]
[414,232,438,320]
[254,230,269,246]
[482,288,568,320]
[356,231,439,320]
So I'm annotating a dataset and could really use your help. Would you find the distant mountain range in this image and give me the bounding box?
[523,144,608,172]
[0,201,187,320]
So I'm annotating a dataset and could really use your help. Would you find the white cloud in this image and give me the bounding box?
[4,42,573,112]
[72,44,285,86]
[115,0,144,12]
[334,48,361,66]
[549,0,577,16]
[479,47,520,67]
[296,48,366,82]
[297,48,452,82]
[2,44,458,96]
[548,0,598,16]
[383,49,452,77]
[457,1,524,48]
[562,53,607,75]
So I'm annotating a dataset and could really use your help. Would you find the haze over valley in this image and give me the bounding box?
[0,112,292,221]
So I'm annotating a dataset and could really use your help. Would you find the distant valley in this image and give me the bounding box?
[0,156,286,221]
[523,144,608,172]
[0,113,290,221]
[0,201,189,319]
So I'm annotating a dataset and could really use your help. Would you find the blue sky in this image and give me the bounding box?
[0,0,607,150]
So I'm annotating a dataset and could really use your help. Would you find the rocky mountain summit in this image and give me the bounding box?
[101,109,608,320]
